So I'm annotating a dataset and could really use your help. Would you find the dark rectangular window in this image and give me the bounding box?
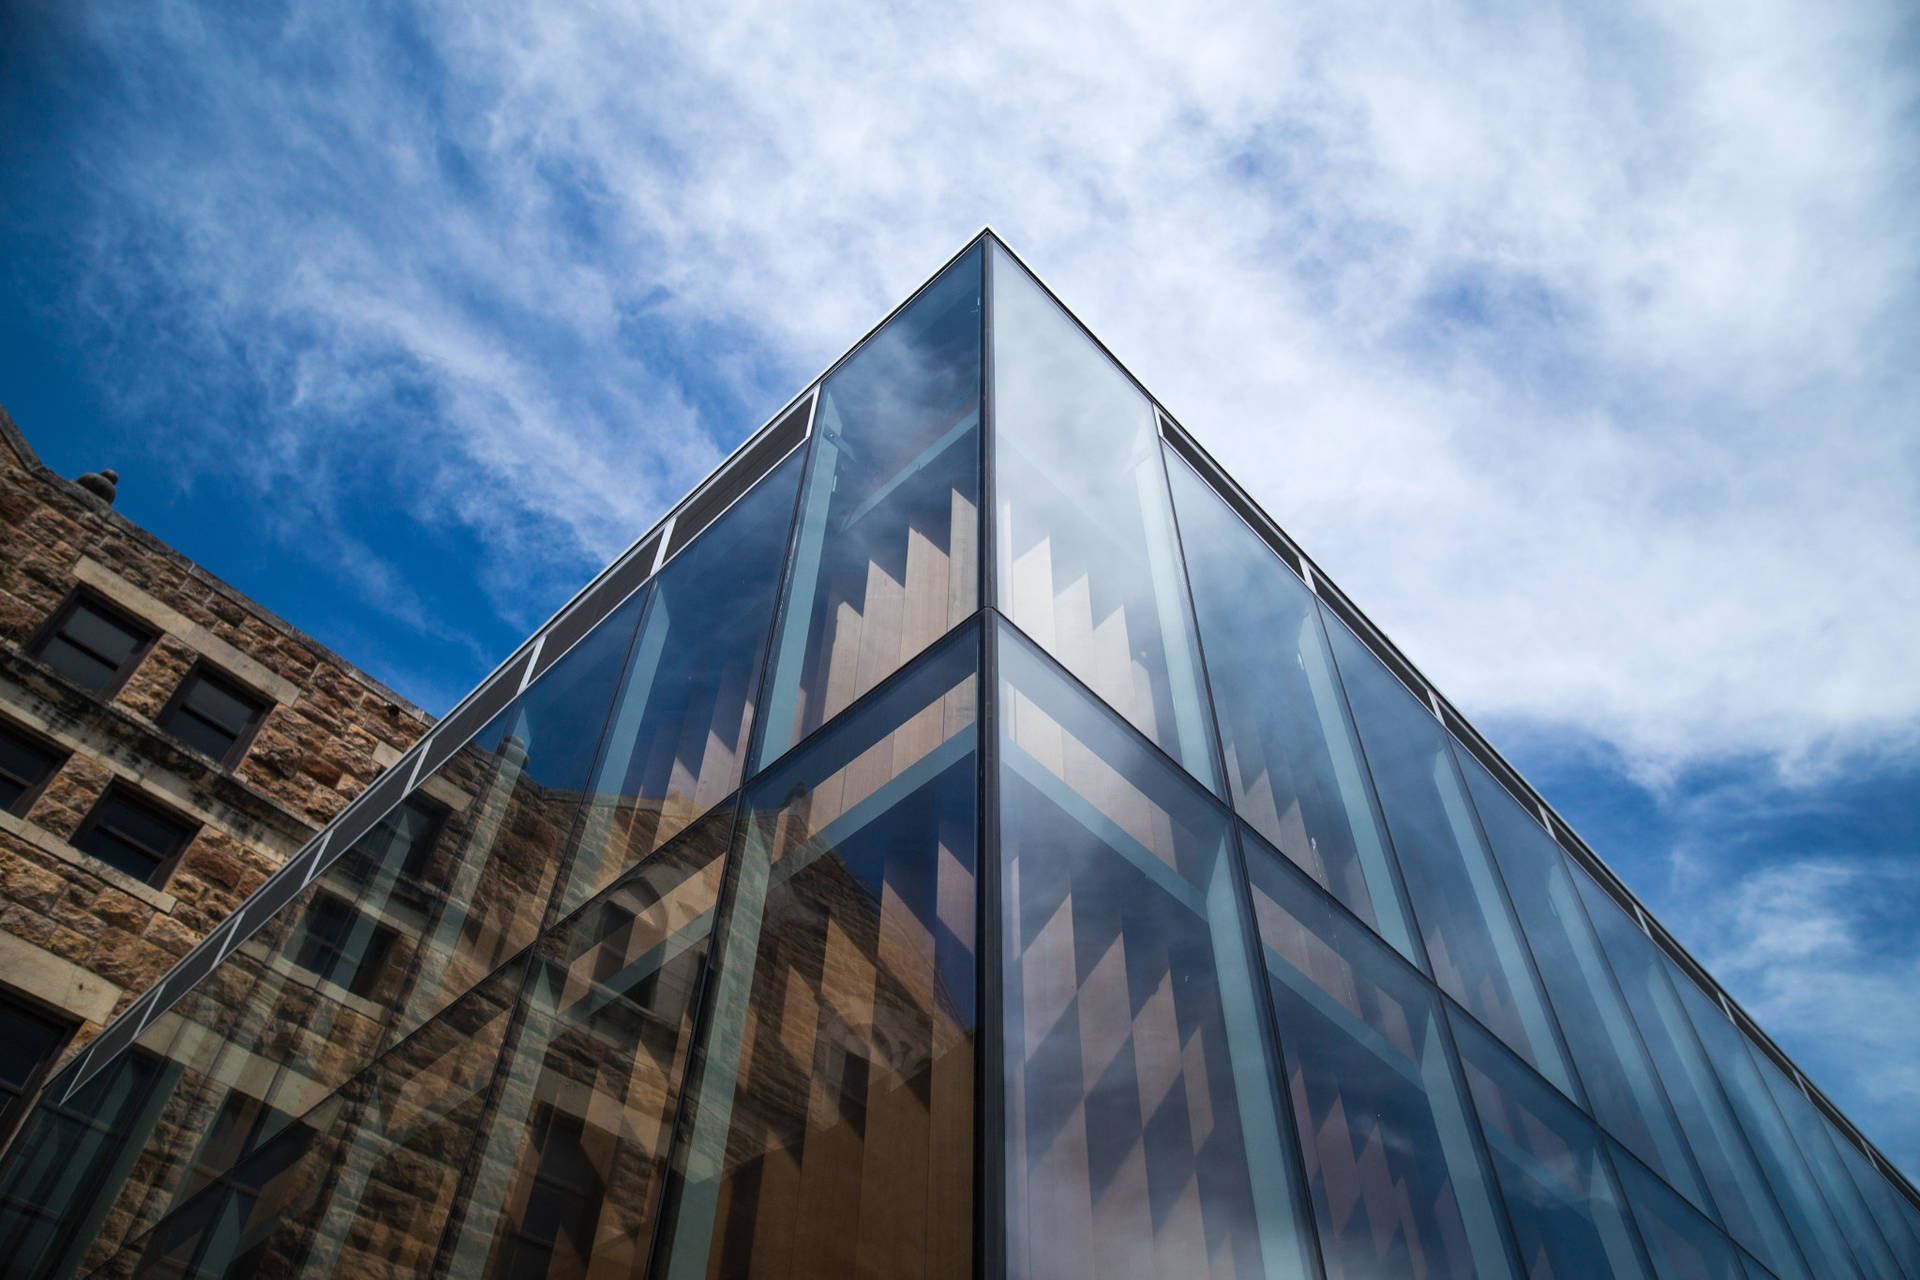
[29,593,155,695]
[0,720,65,816]
[71,785,197,885]
[0,989,75,1147]
[157,666,269,766]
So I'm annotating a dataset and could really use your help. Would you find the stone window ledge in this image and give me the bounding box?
[71,556,303,706]
[0,810,179,913]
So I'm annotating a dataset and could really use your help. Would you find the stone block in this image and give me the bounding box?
[94,887,153,932]
[1,855,66,911]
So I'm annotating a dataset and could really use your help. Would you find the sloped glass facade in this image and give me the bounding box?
[1,232,1914,1280]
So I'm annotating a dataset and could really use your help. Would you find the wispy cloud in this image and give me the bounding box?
[37,0,1920,774]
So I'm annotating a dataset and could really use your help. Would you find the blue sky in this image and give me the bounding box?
[3,0,1917,1184]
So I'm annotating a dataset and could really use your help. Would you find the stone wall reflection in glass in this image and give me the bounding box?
[1,233,1913,1279]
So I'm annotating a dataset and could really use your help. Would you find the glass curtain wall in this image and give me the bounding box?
[756,247,981,771]
[4,232,1918,1280]
[1163,449,1418,965]
[995,622,1313,1280]
[989,246,1217,790]
[656,623,980,1280]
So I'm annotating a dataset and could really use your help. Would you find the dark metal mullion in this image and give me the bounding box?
[975,232,1001,1280]
[975,608,1002,1280]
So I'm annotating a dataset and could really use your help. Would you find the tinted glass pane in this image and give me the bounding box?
[39,602,148,691]
[0,724,61,811]
[1611,1141,1748,1280]
[1321,609,1578,1098]
[1452,1008,1652,1279]
[0,998,66,1095]
[1831,1128,1920,1276]
[1668,987,1875,1280]
[1751,1060,1903,1280]
[39,635,119,691]
[757,246,980,771]
[132,963,521,1279]
[996,626,1314,1280]
[1247,833,1517,1279]
[442,808,733,1278]
[1575,872,1814,1280]
[990,246,1216,787]
[1165,449,1419,965]
[76,794,193,882]
[1458,748,1711,1213]
[97,730,505,1248]
[0,1048,171,1278]
[386,585,649,1048]
[165,703,240,762]
[183,674,258,736]
[63,603,147,666]
[560,451,803,913]
[658,624,979,1280]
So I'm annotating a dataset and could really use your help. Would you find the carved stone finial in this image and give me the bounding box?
[76,468,119,505]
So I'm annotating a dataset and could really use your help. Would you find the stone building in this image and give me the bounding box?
[0,404,433,1152]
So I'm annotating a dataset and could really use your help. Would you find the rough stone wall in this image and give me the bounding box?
[0,408,434,1065]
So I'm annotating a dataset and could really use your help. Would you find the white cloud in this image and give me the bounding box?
[59,0,1918,777]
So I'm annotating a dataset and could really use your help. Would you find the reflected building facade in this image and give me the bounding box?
[2,233,1916,1280]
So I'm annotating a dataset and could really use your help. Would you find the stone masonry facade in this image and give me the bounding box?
[0,404,433,1126]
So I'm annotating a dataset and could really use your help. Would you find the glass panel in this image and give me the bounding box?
[1246,830,1517,1279]
[757,246,981,771]
[40,601,149,691]
[560,449,803,913]
[0,1046,173,1278]
[998,625,1314,1280]
[1457,747,1712,1213]
[132,963,521,1279]
[128,728,507,1229]
[658,623,979,1280]
[386,585,649,1049]
[441,807,734,1278]
[1320,609,1578,1098]
[1752,1060,1904,1279]
[1451,1006,1652,1279]
[1831,1129,1920,1276]
[0,722,62,810]
[1668,984,1874,1280]
[1575,871,1814,1280]
[990,246,1216,787]
[1164,449,1419,964]
[77,793,193,883]
[1611,1141,1748,1280]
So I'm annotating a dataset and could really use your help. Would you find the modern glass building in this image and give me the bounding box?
[1,230,1915,1280]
